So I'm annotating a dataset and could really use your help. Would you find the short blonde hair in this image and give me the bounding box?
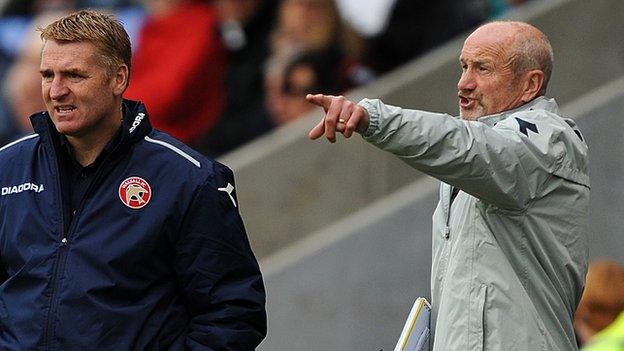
[38,10,131,80]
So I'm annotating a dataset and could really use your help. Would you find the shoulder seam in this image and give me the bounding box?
[143,135,201,168]
[0,134,39,153]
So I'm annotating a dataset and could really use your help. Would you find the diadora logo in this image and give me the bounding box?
[1,182,45,196]
[118,176,152,209]
[129,112,145,133]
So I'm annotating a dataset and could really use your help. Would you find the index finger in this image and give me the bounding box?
[306,94,332,113]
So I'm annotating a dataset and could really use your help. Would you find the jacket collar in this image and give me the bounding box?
[30,99,153,154]
[476,96,559,127]
[119,99,153,144]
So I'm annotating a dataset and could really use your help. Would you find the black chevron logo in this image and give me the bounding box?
[515,118,538,136]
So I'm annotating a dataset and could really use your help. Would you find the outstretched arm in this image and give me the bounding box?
[310,95,588,210]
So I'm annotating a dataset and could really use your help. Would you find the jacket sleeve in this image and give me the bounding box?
[359,98,589,211]
[173,163,267,350]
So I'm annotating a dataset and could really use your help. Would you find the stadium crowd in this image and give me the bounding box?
[0,0,529,155]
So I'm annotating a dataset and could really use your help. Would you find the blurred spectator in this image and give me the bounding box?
[582,313,624,351]
[2,13,65,137]
[1,0,75,16]
[264,0,372,126]
[0,9,70,146]
[124,0,226,147]
[264,0,340,125]
[198,0,277,157]
[272,0,340,54]
[275,49,342,124]
[575,260,624,349]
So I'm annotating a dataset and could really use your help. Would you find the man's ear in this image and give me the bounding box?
[521,69,544,102]
[112,64,129,96]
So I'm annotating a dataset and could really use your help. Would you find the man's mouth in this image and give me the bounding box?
[55,105,77,114]
[459,96,475,109]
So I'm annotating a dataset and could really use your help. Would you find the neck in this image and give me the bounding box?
[66,133,113,167]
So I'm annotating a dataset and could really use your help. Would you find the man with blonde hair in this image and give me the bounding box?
[0,10,266,350]
[308,21,589,350]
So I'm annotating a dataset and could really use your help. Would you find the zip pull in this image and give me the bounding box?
[443,226,450,239]
[60,237,68,247]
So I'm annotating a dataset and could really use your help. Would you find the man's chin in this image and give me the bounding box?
[53,122,81,137]
[459,109,482,121]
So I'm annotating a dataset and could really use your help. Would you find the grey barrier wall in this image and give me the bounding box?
[257,76,624,350]
[259,177,439,351]
[563,77,624,260]
[220,0,624,259]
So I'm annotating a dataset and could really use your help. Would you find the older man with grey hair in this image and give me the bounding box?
[308,21,589,350]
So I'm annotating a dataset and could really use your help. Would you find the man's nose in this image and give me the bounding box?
[48,78,69,100]
[457,70,476,91]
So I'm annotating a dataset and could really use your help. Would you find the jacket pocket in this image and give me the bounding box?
[470,284,488,351]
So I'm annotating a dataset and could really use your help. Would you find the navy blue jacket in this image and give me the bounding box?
[0,100,266,350]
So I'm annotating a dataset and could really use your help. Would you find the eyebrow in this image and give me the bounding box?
[39,68,89,76]
[459,58,492,66]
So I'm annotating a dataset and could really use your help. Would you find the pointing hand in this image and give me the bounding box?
[306,94,370,143]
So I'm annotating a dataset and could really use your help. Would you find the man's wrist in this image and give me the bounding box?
[357,99,378,138]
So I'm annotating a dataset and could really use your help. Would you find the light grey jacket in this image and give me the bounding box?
[359,97,589,351]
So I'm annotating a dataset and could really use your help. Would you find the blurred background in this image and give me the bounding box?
[0,0,622,349]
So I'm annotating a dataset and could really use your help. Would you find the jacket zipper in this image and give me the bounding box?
[41,145,117,350]
[443,185,452,239]
[42,148,68,351]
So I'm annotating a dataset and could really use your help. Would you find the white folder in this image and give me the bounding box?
[394,297,431,351]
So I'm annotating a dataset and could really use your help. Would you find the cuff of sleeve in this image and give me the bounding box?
[358,98,380,138]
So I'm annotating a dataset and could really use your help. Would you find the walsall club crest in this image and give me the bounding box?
[119,176,152,209]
